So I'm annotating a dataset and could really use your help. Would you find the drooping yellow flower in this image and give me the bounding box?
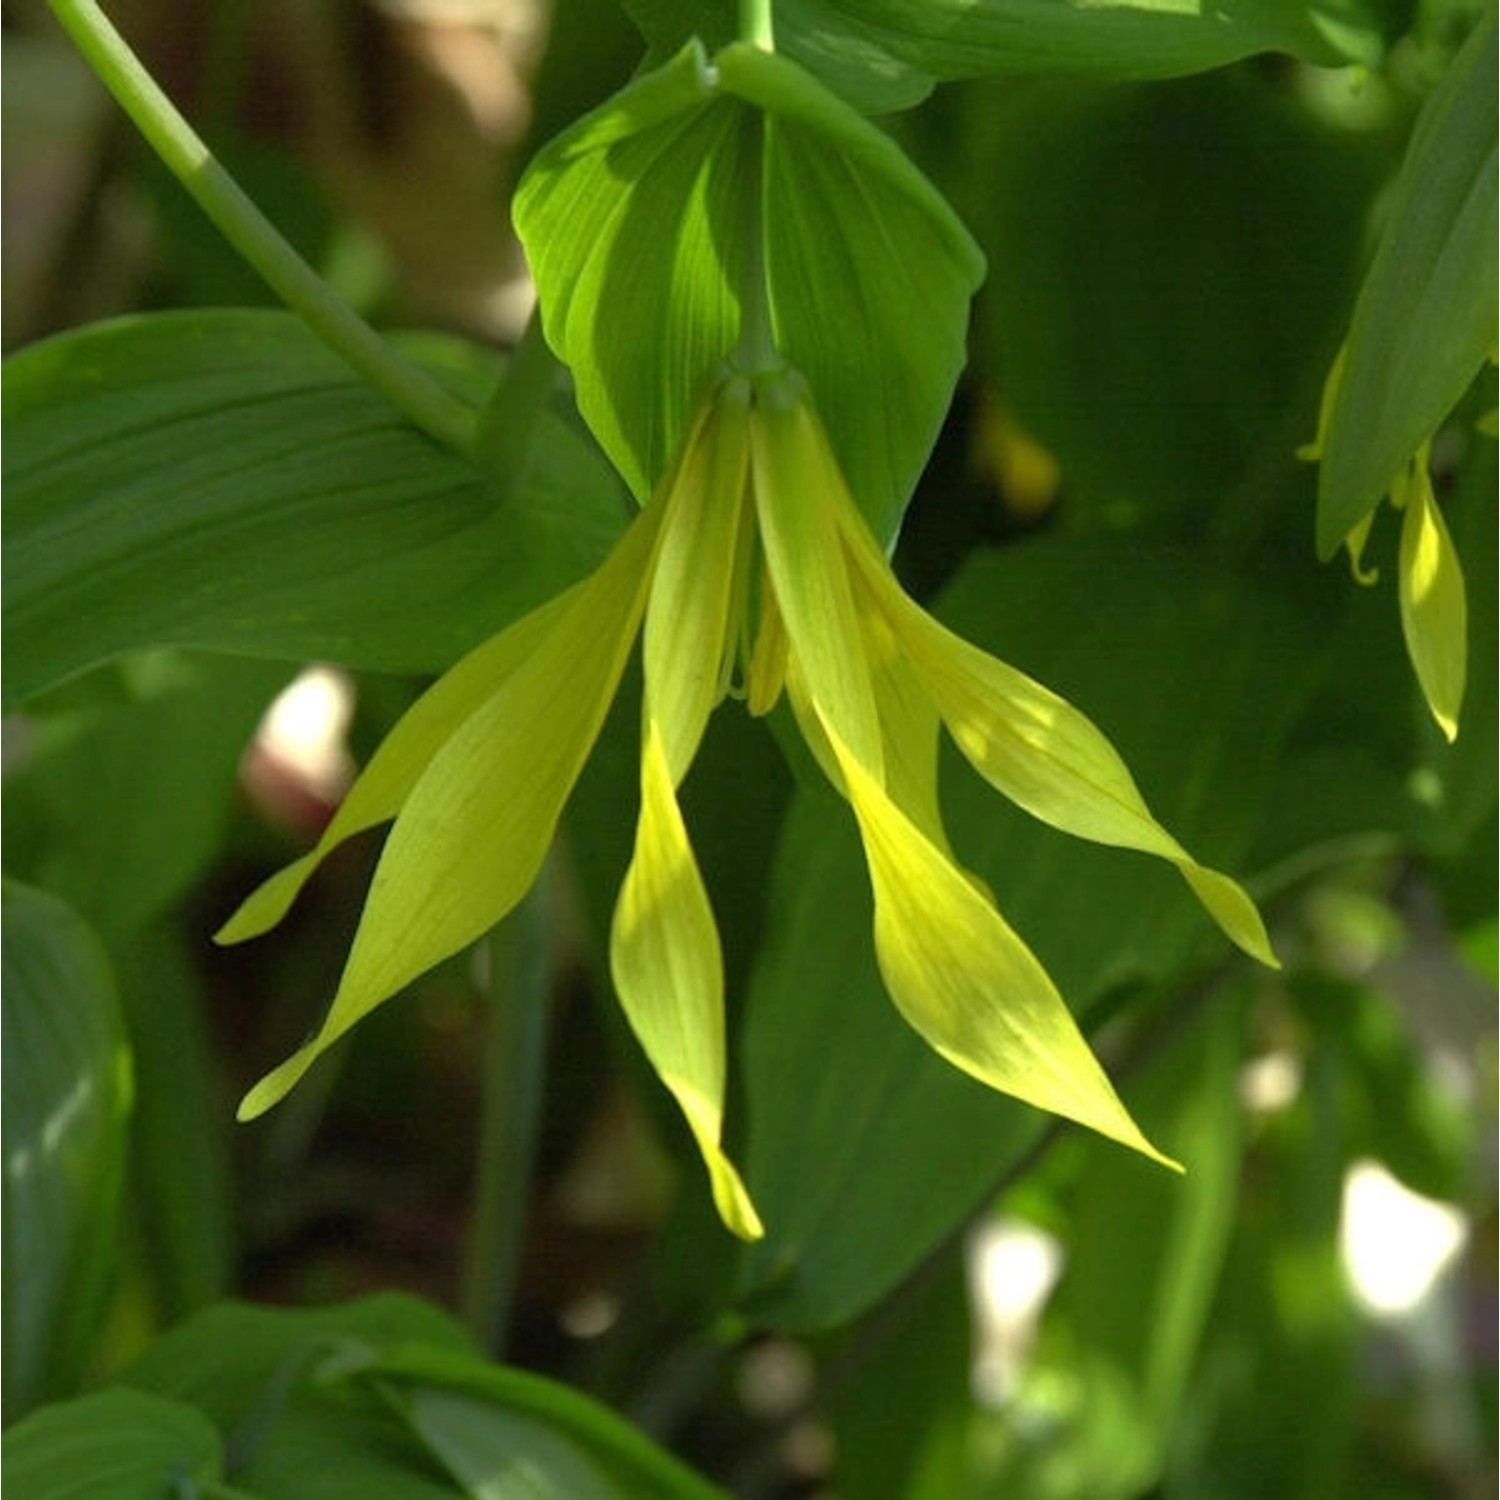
[220,369,1275,1241]
[1301,353,1469,742]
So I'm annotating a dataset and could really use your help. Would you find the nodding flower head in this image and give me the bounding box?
[221,369,1276,1240]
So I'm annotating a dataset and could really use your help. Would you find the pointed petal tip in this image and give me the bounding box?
[1178,864,1278,970]
[214,906,262,948]
[712,1165,767,1242]
[1082,1103,1182,1175]
[236,1047,318,1123]
[214,855,320,946]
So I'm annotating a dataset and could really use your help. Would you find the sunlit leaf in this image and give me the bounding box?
[515,41,984,540]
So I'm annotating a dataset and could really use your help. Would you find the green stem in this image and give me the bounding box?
[739,0,775,50]
[732,125,782,378]
[49,0,480,462]
[461,870,554,1357]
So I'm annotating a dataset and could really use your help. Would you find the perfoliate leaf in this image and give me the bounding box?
[514,41,984,542]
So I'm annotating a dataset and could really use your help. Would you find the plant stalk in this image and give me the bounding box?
[739,0,775,50]
[48,0,480,462]
[461,870,555,1357]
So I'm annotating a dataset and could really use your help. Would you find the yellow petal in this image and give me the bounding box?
[610,725,763,1240]
[750,389,884,780]
[215,592,573,945]
[826,718,1177,1169]
[645,377,751,780]
[238,495,666,1121]
[746,562,789,718]
[1398,457,1467,742]
[863,603,950,857]
[839,514,1275,969]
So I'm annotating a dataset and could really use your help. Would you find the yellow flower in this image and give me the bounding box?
[1302,353,1469,742]
[220,370,1275,1241]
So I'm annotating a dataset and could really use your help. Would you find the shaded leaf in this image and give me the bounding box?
[123,1296,480,1500]
[2,310,629,708]
[3,652,289,938]
[1316,11,1498,553]
[2,1387,228,1500]
[2,881,132,1421]
[365,1344,727,1500]
[967,71,1380,528]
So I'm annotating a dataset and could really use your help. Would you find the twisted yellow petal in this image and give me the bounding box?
[611,727,763,1240]
[238,487,668,1121]
[216,592,573,945]
[750,389,885,780]
[826,444,1275,968]
[611,381,763,1240]
[826,718,1178,1169]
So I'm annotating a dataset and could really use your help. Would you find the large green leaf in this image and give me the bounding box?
[2,1387,229,1500]
[120,1297,723,1500]
[733,538,1320,1330]
[115,925,239,1319]
[364,1346,728,1500]
[514,41,984,541]
[623,0,1388,111]
[966,70,1381,529]
[829,1259,974,1499]
[1316,11,1497,554]
[2,310,629,709]
[2,881,132,1422]
[122,1296,477,1500]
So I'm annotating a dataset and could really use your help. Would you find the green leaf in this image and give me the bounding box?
[968,70,1381,528]
[2,881,132,1422]
[2,310,629,708]
[2,1387,227,1500]
[1167,1020,1361,1500]
[734,538,1320,1330]
[363,1346,727,1500]
[623,0,1387,111]
[394,1389,622,1500]
[1316,11,1499,555]
[830,1262,974,1500]
[122,1296,480,1500]
[514,41,984,541]
[3,653,289,938]
[116,925,238,1319]
[981,993,1249,1500]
